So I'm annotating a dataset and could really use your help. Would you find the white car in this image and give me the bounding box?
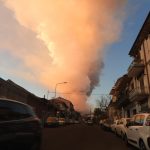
[115,118,131,138]
[125,113,150,150]
[111,120,119,132]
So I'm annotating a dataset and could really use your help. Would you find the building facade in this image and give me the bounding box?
[127,12,150,115]
[108,12,150,120]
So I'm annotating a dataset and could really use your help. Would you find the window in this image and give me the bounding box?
[0,100,35,122]
[134,115,141,125]
[140,115,145,125]
[134,115,145,126]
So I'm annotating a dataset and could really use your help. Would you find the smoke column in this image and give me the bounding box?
[2,0,126,111]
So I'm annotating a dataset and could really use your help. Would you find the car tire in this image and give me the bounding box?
[139,140,147,150]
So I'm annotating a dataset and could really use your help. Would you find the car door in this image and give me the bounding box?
[126,117,135,141]
[0,100,18,149]
[128,115,144,145]
[0,100,37,150]
[131,115,145,144]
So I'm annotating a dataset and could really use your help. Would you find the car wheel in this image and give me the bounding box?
[139,140,147,150]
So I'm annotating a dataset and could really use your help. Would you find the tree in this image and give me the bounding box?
[96,95,111,111]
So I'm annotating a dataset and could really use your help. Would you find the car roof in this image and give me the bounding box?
[133,113,150,117]
[0,98,31,108]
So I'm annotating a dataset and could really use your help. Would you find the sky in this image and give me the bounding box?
[88,0,150,106]
[0,0,150,111]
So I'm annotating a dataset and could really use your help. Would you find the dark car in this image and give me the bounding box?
[0,98,42,150]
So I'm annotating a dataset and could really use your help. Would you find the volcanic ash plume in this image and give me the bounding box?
[2,0,126,111]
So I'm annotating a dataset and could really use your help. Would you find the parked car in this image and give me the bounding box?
[68,119,74,124]
[74,120,80,124]
[110,120,119,133]
[99,119,105,127]
[0,98,42,150]
[87,119,93,125]
[45,116,58,127]
[58,117,66,126]
[125,113,150,150]
[84,117,93,125]
[115,118,131,138]
[102,119,112,131]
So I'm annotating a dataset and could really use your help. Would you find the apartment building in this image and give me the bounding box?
[108,12,150,120]
[127,12,150,115]
[109,75,130,120]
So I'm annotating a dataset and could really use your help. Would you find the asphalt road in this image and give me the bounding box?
[41,124,137,150]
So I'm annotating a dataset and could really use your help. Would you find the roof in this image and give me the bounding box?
[129,12,150,56]
[0,97,30,107]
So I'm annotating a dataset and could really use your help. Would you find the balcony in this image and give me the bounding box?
[128,60,144,77]
[129,87,149,102]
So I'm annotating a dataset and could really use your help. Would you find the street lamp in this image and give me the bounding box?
[54,82,68,98]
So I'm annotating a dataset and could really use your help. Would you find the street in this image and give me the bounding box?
[41,124,137,150]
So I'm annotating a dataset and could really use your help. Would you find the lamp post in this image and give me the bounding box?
[54,82,68,98]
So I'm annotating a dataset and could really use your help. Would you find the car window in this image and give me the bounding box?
[140,115,145,125]
[0,100,35,122]
[134,115,145,126]
[134,115,141,126]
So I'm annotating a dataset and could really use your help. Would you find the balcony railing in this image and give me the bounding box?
[128,60,144,77]
[129,87,149,101]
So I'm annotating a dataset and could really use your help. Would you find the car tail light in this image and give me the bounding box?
[147,137,150,148]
